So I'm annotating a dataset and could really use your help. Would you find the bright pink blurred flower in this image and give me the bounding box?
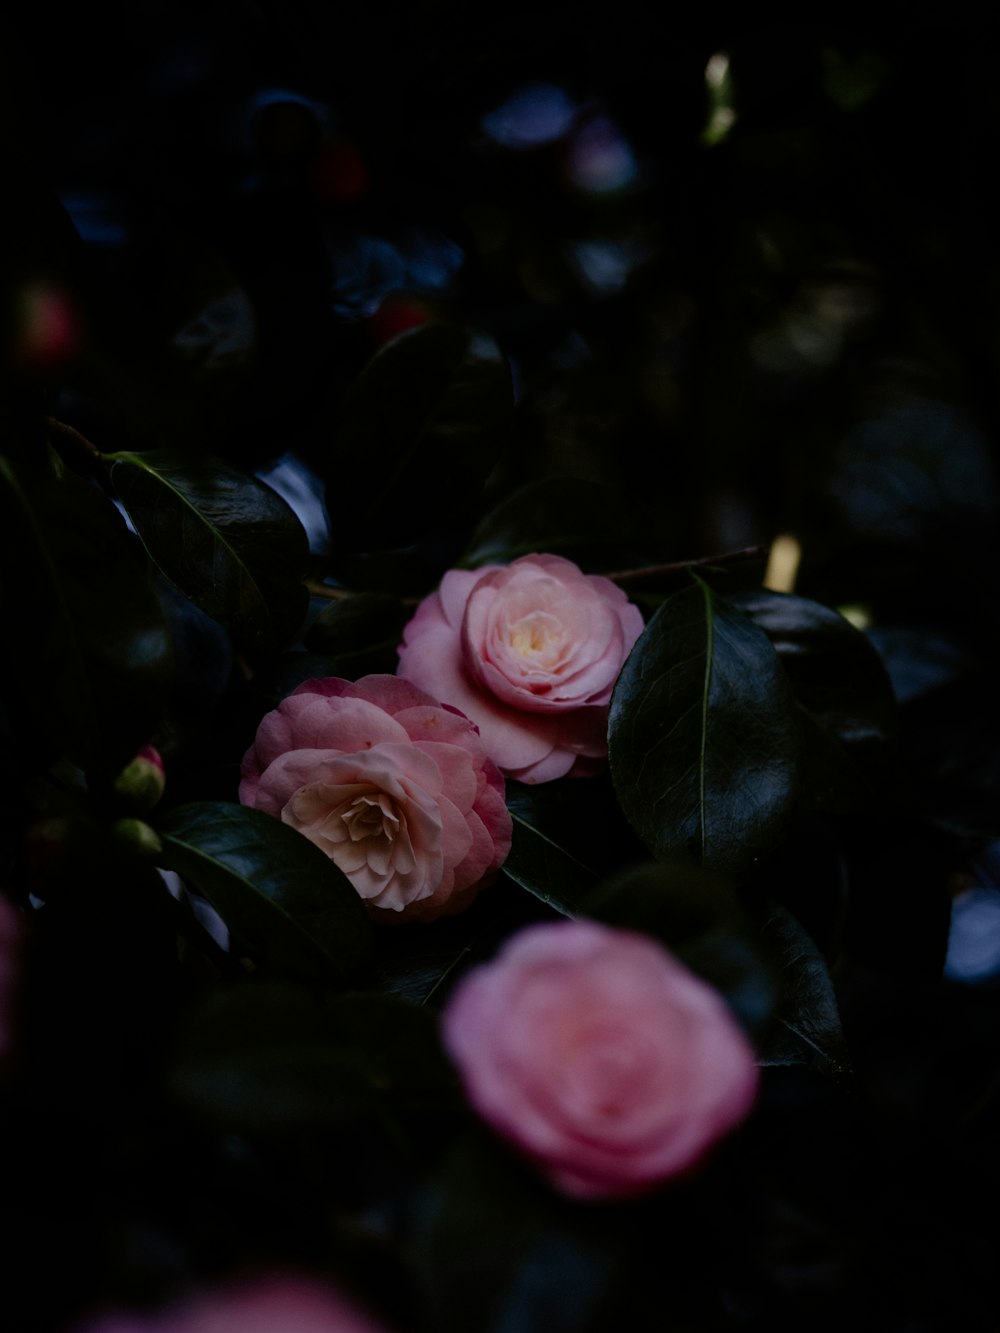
[0,896,21,1069]
[441,919,759,1199]
[397,553,643,783]
[240,674,511,922]
[71,1271,390,1333]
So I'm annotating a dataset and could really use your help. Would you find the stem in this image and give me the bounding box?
[304,580,354,600]
[604,545,768,586]
[45,417,103,464]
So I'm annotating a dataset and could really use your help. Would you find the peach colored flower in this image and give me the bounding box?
[240,675,511,922]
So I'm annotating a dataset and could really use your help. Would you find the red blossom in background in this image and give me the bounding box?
[0,896,21,1070]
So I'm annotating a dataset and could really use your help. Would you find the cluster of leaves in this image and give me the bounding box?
[3,7,1000,1332]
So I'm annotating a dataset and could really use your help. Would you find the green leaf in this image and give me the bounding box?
[756,899,851,1080]
[302,590,409,676]
[156,801,374,983]
[730,588,898,811]
[168,979,457,1137]
[578,861,777,1036]
[108,449,310,653]
[608,579,799,881]
[326,323,513,552]
[460,475,642,569]
[419,1128,613,1333]
[503,781,609,915]
[0,454,172,773]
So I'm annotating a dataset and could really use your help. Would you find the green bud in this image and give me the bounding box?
[109,818,163,859]
[112,744,165,815]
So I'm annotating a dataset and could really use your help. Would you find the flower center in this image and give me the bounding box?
[342,791,399,844]
[507,611,564,660]
[557,1026,652,1125]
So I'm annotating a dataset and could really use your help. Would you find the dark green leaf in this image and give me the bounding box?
[503,781,607,914]
[302,590,409,675]
[326,323,512,551]
[579,861,777,1036]
[730,588,898,811]
[108,449,310,653]
[419,1128,613,1333]
[168,979,457,1136]
[608,579,799,881]
[371,925,479,1007]
[756,899,851,1079]
[460,475,642,570]
[156,801,373,983]
[370,881,559,1007]
[0,454,172,773]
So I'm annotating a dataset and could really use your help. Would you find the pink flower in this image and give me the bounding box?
[239,675,511,923]
[0,896,21,1069]
[70,1271,390,1333]
[440,919,759,1199]
[397,553,644,783]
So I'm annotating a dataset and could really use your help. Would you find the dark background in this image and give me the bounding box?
[4,6,1000,1331]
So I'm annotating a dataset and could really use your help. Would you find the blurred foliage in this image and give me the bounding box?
[3,6,1000,1332]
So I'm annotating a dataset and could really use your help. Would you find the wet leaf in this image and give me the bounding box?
[157,801,373,983]
[169,979,456,1135]
[608,579,799,881]
[109,449,309,653]
[302,590,409,676]
[460,475,641,570]
[730,588,897,811]
[756,899,851,1079]
[579,860,778,1036]
[326,323,512,552]
[0,454,172,773]
[503,780,614,915]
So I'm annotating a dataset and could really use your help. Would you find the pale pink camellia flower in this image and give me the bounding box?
[70,1271,391,1333]
[239,674,511,923]
[396,553,644,783]
[440,919,760,1199]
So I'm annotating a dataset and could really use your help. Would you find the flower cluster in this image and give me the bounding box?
[239,555,759,1199]
[241,553,643,919]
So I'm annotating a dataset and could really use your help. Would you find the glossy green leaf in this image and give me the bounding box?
[0,454,172,773]
[578,861,778,1036]
[168,979,457,1136]
[302,590,409,676]
[756,899,851,1079]
[460,475,642,570]
[156,801,373,983]
[420,1128,613,1333]
[108,449,310,653]
[608,579,799,881]
[730,588,898,811]
[326,322,513,551]
[503,781,608,915]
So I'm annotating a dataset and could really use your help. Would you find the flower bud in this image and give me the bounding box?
[111,744,165,815]
[109,817,163,860]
